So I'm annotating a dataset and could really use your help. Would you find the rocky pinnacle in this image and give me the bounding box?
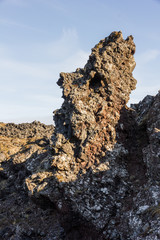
[52,31,137,182]
[1,32,160,240]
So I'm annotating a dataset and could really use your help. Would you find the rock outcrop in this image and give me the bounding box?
[0,31,160,240]
[53,31,136,182]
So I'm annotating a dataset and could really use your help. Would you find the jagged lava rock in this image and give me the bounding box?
[25,31,139,236]
[0,31,160,240]
[53,31,136,182]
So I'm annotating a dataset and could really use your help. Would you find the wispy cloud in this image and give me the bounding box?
[59,50,89,72]
[0,102,54,124]
[0,28,89,124]
[34,0,67,13]
[136,49,160,65]
[0,27,88,84]
[0,18,43,32]
[129,84,160,105]
[29,94,63,105]
[0,59,54,80]
[38,28,79,59]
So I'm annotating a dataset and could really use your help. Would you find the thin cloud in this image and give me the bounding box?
[129,80,160,105]
[136,49,160,65]
[42,28,79,59]
[34,0,67,13]
[60,50,89,72]
[0,59,54,80]
[29,95,63,105]
[0,28,88,83]
[0,28,89,124]
[0,18,44,32]
[0,102,53,123]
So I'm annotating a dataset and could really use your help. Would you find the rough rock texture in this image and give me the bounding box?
[0,32,160,240]
[0,122,63,240]
[53,31,136,182]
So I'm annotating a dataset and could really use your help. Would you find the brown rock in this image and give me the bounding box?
[53,31,136,182]
[1,32,160,240]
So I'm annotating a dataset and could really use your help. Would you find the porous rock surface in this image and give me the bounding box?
[0,32,160,240]
[53,31,136,181]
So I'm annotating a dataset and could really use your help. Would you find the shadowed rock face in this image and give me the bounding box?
[0,32,160,240]
[53,31,136,182]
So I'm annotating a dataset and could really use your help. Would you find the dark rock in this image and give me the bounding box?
[0,32,160,239]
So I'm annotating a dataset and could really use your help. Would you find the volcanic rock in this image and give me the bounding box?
[53,31,136,182]
[0,32,160,240]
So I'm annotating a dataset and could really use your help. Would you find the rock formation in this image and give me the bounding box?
[0,31,160,240]
[53,31,136,182]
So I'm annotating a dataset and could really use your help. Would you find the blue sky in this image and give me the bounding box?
[0,0,160,124]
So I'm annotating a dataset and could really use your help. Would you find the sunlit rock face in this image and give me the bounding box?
[22,32,138,235]
[30,31,138,234]
[1,32,160,240]
[53,31,136,182]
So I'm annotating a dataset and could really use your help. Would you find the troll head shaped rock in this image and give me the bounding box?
[52,31,136,182]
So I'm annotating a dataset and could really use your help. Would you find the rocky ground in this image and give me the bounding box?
[0,32,160,239]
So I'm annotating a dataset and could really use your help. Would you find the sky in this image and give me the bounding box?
[0,0,160,124]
